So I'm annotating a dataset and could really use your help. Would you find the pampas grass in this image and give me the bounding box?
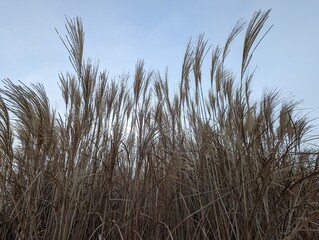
[0,10,318,239]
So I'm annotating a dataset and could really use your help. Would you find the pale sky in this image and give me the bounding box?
[1,1,318,145]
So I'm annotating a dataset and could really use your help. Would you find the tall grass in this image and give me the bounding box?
[0,10,319,239]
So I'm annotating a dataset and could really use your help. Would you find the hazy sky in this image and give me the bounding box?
[1,1,318,143]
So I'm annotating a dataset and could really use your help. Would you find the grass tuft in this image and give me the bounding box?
[0,10,319,239]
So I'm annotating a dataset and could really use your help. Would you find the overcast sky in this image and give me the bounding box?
[1,1,318,144]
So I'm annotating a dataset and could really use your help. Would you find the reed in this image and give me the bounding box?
[0,10,318,239]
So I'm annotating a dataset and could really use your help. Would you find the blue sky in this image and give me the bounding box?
[1,1,319,143]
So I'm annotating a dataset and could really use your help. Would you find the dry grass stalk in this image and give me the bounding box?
[0,10,318,239]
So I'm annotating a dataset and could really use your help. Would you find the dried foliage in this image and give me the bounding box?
[0,11,319,239]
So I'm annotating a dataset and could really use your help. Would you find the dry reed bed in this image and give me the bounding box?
[0,10,318,239]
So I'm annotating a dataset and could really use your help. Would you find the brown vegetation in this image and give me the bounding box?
[0,10,319,239]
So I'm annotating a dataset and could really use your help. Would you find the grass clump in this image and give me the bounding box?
[0,10,319,239]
